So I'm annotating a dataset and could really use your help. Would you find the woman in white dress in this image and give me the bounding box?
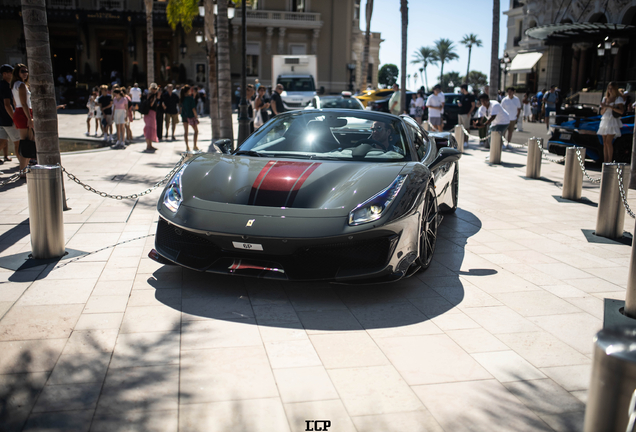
[597,82,625,163]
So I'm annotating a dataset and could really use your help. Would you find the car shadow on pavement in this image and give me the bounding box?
[149,209,494,332]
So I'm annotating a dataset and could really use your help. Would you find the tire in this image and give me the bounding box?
[442,164,459,214]
[416,182,439,272]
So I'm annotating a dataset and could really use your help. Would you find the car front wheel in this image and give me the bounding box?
[416,182,439,271]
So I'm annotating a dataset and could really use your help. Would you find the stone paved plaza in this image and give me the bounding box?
[0,113,634,431]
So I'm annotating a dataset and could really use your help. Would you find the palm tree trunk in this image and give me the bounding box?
[216,1,233,141]
[400,0,407,113]
[360,0,374,90]
[145,0,154,85]
[465,46,472,83]
[424,65,429,92]
[439,61,444,87]
[205,0,220,140]
[21,0,60,165]
[489,0,499,100]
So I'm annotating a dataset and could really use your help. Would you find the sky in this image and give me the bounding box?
[361,0,510,89]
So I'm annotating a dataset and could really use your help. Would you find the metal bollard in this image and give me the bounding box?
[562,147,585,201]
[626,217,636,318]
[596,163,629,239]
[489,131,502,164]
[27,165,65,259]
[525,137,542,179]
[453,124,465,153]
[584,327,636,432]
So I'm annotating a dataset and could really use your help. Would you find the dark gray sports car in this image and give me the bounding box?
[150,109,461,282]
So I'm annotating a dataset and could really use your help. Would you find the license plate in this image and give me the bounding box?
[560,133,571,140]
[232,241,263,251]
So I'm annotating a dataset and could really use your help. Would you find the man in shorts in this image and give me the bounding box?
[426,85,445,132]
[457,84,475,144]
[0,64,21,167]
[162,84,180,141]
[500,87,521,145]
[130,83,142,118]
[473,93,510,149]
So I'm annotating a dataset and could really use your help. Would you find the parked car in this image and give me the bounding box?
[370,91,417,113]
[150,110,461,282]
[306,94,365,110]
[355,89,395,107]
[547,114,634,163]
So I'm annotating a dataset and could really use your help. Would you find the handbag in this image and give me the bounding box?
[19,128,36,159]
[254,107,263,129]
[612,107,623,118]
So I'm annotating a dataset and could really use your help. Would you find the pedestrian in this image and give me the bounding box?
[10,64,34,175]
[473,94,510,149]
[536,88,545,123]
[234,86,241,111]
[253,85,270,130]
[98,85,113,141]
[598,81,625,163]
[543,85,558,130]
[254,78,261,91]
[500,87,521,143]
[0,64,22,169]
[457,84,475,141]
[426,85,445,132]
[130,82,142,118]
[111,89,128,149]
[388,83,401,116]
[414,91,425,124]
[86,89,97,136]
[155,85,165,141]
[180,85,199,151]
[143,83,160,152]
[270,84,286,116]
[246,84,255,134]
[163,84,179,141]
[197,86,206,116]
[409,93,418,119]
[522,92,531,124]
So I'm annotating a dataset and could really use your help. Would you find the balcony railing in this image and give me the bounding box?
[96,0,125,10]
[245,9,322,28]
[48,0,75,8]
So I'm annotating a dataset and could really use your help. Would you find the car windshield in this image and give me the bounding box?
[320,98,363,109]
[278,77,316,92]
[238,111,412,162]
[445,94,460,104]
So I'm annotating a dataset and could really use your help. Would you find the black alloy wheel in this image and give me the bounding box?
[416,182,439,271]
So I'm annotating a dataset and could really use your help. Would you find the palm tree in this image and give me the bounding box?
[489,0,499,100]
[460,33,482,84]
[204,0,221,139]
[433,38,458,85]
[360,0,374,90]
[216,0,234,141]
[144,0,154,85]
[400,0,408,113]
[166,0,198,32]
[20,0,60,166]
[411,47,437,93]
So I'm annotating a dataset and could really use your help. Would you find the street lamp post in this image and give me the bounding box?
[237,3,250,145]
[499,52,510,92]
[347,63,356,92]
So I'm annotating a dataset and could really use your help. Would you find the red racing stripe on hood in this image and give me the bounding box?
[249,161,321,207]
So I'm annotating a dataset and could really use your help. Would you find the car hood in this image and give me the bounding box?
[179,153,406,216]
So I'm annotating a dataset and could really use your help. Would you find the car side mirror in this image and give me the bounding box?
[214,139,233,154]
[429,147,461,171]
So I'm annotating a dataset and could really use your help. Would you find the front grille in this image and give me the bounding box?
[156,218,397,280]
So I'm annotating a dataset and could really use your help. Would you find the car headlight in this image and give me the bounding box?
[349,175,406,226]
[163,165,187,213]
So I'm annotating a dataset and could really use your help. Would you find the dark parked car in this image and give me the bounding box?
[547,114,634,163]
[306,94,365,110]
[150,110,461,282]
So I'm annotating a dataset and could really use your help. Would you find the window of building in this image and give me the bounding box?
[247,42,260,76]
[354,0,360,20]
[289,44,306,55]
[291,0,305,12]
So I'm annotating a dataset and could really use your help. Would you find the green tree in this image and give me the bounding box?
[465,71,488,91]
[378,64,399,87]
[460,33,482,83]
[167,0,198,32]
[433,38,459,85]
[411,46,437,92]
[439,71,462,93]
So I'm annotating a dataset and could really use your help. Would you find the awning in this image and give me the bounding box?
[508,52,543,74]
[526,23,635,45]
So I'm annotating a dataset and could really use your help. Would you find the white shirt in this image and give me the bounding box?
[477,105,487,118]
[426,93,444,118]
[415,96,424,108]
[500,95,521,121]
[130,87,142,103]
[486,101,510,126]
[12,81,31,109]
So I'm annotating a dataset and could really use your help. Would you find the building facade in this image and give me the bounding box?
[503,0,636,100]
[0,0,382,96]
